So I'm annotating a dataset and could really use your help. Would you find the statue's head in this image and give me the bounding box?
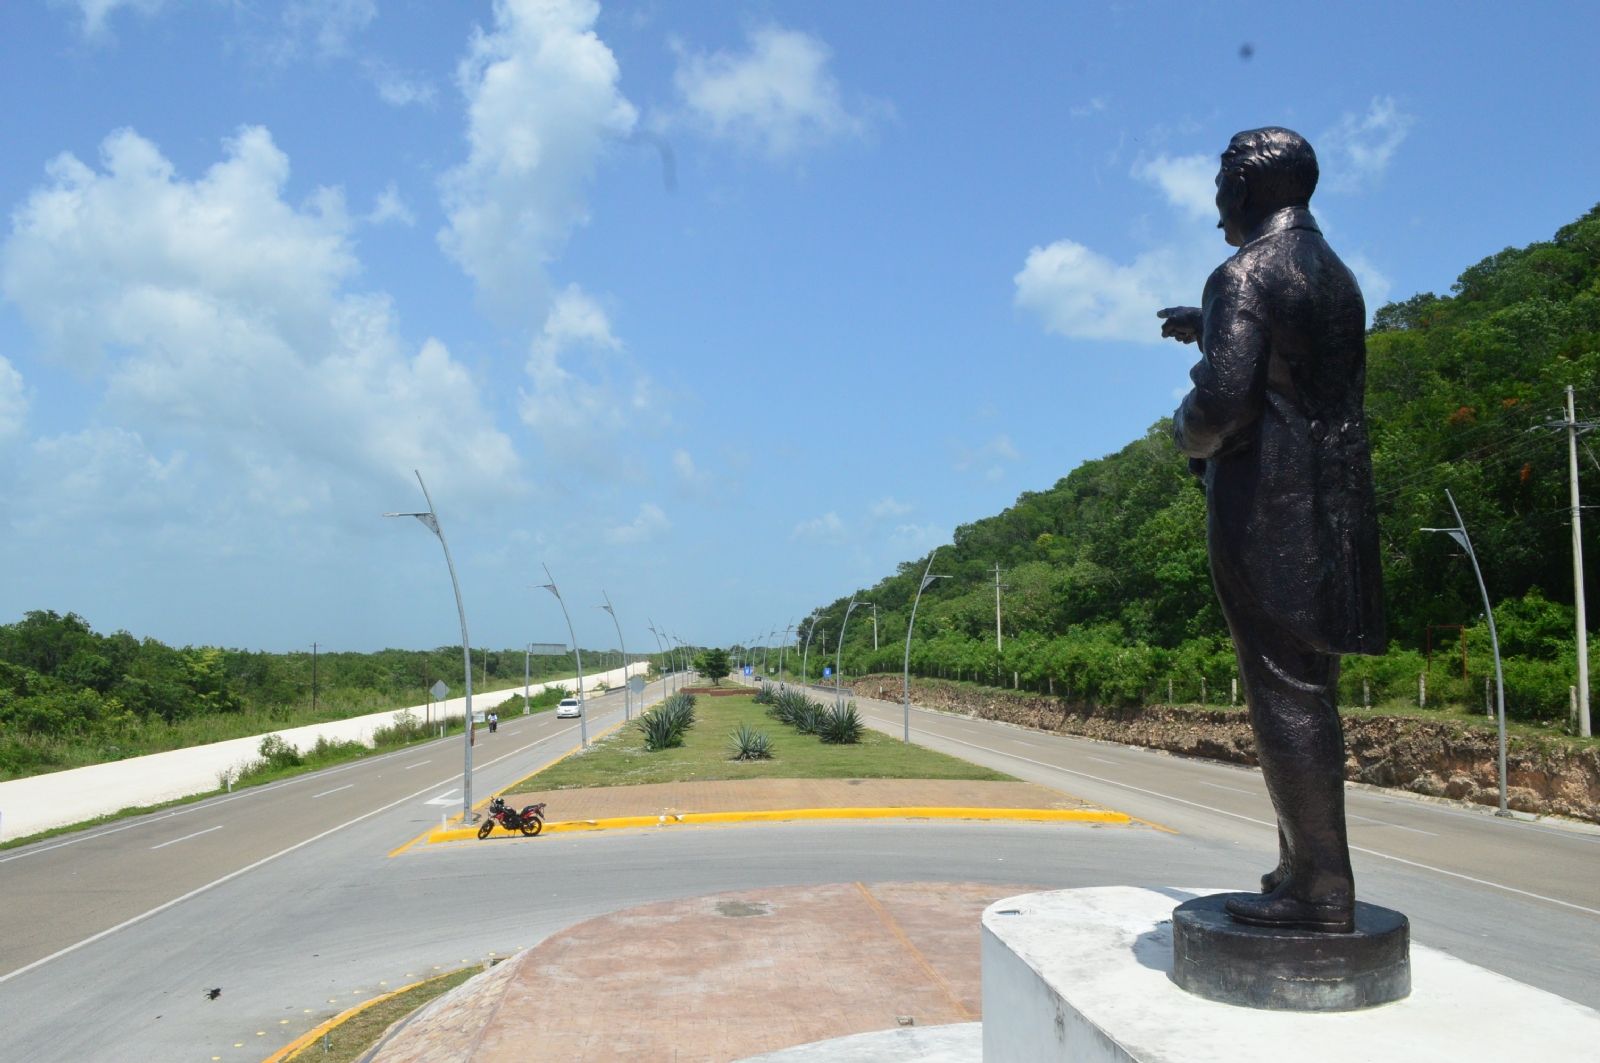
[1215,127,1318,246]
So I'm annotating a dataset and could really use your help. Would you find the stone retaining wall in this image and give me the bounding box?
[853,674,1600,824]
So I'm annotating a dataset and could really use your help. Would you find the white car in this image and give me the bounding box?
[555,698,583,719]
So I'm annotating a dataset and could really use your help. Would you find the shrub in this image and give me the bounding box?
[257,733,302,769]
[752,684,775,705]
[638,707,685,751]
[817,702,864,744]
[661,692,697,730]
[727,723,773,760]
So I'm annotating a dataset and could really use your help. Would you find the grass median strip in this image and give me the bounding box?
[505,691,1014,792]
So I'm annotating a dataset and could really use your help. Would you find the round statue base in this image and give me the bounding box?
[1172,893,1409,1011]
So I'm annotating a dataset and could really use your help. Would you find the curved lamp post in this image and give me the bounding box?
[903,549,949,742]
[777,620,795,690]
[384,470,475,822]
[536,564,587,747]
[647,620,669,696]
[834,598,865,708]
[1423,489,1509,815]
[801,613,824,696]
[598,591,630,720]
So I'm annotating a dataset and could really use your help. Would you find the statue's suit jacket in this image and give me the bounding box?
[1173,206,1386,657]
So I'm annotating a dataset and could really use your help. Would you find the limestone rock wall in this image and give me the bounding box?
[854,674,1600,824]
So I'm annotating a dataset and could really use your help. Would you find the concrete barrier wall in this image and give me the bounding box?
[0,663,649,843]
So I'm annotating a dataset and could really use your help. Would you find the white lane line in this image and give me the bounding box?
[0,765,508,986]
[899,724,1600,918]
[1199,781,1259,796]
[403,760,432,770]
[0,817,158,864]
[312,784,354,799]
[1348,814,1437,836]
[150,826,222,850]
[1087,757,1121,766]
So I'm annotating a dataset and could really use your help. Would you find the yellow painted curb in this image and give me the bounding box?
[258,971,454,1063]
[386,719,628,858]
[420,805,1130,843]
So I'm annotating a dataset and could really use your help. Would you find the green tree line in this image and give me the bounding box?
[800,204,1600,726]
[0,609,632,780]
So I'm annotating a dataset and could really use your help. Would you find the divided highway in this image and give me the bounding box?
[0,675,1596,1063]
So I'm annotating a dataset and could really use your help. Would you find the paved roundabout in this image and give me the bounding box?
[2,680,1597,1062]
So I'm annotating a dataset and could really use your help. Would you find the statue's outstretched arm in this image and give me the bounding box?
[1172,268,1267,460]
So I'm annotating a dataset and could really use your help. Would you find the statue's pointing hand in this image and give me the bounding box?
[1158,306,1202,344]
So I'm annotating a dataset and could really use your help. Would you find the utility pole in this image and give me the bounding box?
[1567,386,1592,737]
[870,604,878,651]
[311,642,318,714]
[994,563,1007,653]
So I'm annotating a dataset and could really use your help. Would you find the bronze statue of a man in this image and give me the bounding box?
[1161,127,1385,934]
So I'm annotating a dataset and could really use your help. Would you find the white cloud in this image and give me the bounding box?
[371,64,438,108]
[367,182,416,226]
[1015,154,1220,344]
[793,511,845,542]
[1132,154,1215,220]
[1320,97,1415,193]
[953,434,1020,481]
[1345,252,1393,314]
[889,522,947,553]
[671,448,714,496]
[519,285,654,474]
[283,0,376,59]
[439,0,637,317]
[673,26,875,158]
[65,0,166,38]
[604,501,670,544]
[0,357,30,441]
[868,496,912,519]
[0,126,519,519]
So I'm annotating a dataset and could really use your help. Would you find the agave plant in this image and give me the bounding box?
[817,702,864,744]
[727,723,773,760]
[638,706,685,751]
[752,684,775,705]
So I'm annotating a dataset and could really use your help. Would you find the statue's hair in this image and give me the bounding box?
[1222,127,1318,206]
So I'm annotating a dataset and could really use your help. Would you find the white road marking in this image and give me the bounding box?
[1348,814,1437,836]
[902,725,1600,918]
[403,761,432,770]
[1087,757,1121,766]
[1199,781,1258,796]
[312,785,354,799]
[424,790,461,806]
[150,826,222,850]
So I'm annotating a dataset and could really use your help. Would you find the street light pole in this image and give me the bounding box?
[903,549,949,743]
[524,642,530,715]
[536,564,587,747]
[648,620,669,696]
[778,619,794,690]
[1423,489,1509,815]
[599,591,631,720]
[801,613,823,695]
[835,598,864,708]
[384,470,475,823]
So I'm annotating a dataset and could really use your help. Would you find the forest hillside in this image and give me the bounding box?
[809,204,1600,723]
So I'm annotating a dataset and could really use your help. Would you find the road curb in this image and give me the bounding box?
[257,971,451,1063]
[421,805,1131,843]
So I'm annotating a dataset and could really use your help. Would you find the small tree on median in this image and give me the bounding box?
[695,647,732,685]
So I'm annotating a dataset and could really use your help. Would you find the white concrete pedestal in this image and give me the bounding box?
[981,887,1599,1062]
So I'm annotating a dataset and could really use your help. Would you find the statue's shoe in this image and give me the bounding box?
[1260,865,1288,893]
[1224,891,1355,934]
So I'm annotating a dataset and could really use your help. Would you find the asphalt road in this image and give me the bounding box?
[0,675,1596,1063]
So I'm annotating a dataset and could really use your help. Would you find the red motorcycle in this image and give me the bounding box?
[478,797,546,839]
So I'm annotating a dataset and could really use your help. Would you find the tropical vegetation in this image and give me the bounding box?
[791,205,1600,728]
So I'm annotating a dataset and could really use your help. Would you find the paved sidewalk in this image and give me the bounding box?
[499,778,1097,822]
[367,882,1032,1063]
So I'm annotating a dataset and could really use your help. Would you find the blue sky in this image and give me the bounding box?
[0,1,1597,654]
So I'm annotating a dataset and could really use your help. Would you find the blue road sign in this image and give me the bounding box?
[823,666,832,677]
[743,665,752,676]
